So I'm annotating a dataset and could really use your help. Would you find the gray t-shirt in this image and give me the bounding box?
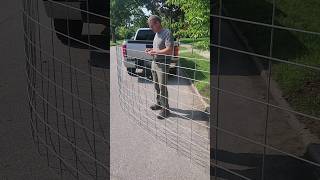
[153,28,174,62]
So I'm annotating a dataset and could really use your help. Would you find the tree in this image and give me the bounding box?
[131,8,148,29]
[110,0,146,42]
[167,0,209,39]
[145,0,184,35]
[145,0,183,20]
[117,26,135,39]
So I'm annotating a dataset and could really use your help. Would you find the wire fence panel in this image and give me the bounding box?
[116,44,210,169]
[23,0,320,179]
[211,0,320,180]
[23,0,109,179]
[23,0,210,179]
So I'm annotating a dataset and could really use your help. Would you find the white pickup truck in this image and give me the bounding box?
[121,28,179,76]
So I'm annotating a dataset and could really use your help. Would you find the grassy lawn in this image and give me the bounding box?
[179,51,210,102]
[110,39,124,46]
[224,0,320,134]
[179,46,188,51]
[179,37,209,51]
[179,37,208,44]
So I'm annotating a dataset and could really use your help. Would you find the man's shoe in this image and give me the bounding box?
[150,104,162,110]
[157,109,170,119]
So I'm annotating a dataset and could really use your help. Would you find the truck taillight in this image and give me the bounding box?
[174,46,179,57]
[122,44,127,57]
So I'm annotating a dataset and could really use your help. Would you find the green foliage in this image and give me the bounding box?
[117,26,135,40]
[167,0,209,39]
[194,38,209,51]
[111,0,209,42]
[144,0,184,36]
[110,40,123,46]
[179,51,210,99]
[145,0,184,23]
[178,37,209,50]
[110,0,146,41]
[110,0,132,28]
[131,10,148,28]
[179,37,207,44]
[224,0,320,134]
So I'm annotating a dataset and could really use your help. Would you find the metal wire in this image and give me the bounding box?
[116,42,211,170]
[210,14,320,36]
[211,0,320,179]
[23,0,109,179]
[22,10,109,54]
[211,43,320,72]
[23,0,320,179]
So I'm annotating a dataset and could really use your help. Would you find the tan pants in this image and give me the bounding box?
[151,60,169,109]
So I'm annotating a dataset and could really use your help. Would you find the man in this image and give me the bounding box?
[145,15,174,119]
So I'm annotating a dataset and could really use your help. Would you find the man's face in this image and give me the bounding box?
[148,20,160,33]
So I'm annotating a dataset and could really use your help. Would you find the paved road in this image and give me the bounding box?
[0,0,61,179]
[1,0,309,179]
[210,19,309,179]
[110,46,210,179]
[0,0,209,179]
[1,0,109,179]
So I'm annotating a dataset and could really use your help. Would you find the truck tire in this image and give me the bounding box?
[54,19,83,43]
[143,69,152,80]
[127,68,137,76]
[169,67,178,76]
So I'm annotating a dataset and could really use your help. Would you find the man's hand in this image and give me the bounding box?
[147,49,157,56]
[145,48,152,53]
[145,48,157,56]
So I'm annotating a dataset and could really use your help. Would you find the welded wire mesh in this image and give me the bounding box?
[211,0,320,179]
[23,0,109,179]
[23,0,320,179]
[116,42,210,168]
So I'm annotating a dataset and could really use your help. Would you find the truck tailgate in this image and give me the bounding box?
[126,40,153,62]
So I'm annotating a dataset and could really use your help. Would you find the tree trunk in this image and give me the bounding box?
[111,26,116,43]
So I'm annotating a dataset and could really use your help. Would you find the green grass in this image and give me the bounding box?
[179,37,208,44]
[110,39,124,46]
[179,51,210,102]
[179,46,188,51]
[224,0,320,133]
[179,37,210,51]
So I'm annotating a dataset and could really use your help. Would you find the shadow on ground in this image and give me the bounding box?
[170,108,209,122]
[210,148,314,180]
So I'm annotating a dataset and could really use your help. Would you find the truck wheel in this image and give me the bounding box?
[144,69,152,80]
[127,68,137,76]
[169,67,177,76]
[54,19,83,43]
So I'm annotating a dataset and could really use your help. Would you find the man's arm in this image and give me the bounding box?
[148,29,174,56]
[148,46,173,56]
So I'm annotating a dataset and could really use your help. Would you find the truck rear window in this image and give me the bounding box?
[135,30,155,41]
